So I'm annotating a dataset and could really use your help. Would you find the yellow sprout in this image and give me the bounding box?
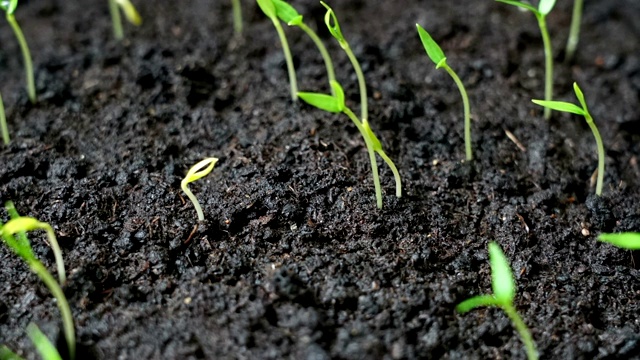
[181,157,218,222]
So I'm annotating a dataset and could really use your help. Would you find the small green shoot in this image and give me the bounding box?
[272,0,336,94]
[598,232,640,250]
[0,346,22,360]
[496,0,556,120]
[108,0,142,41]
[565,0,583,62]
[26,324,62,360]
[457,241,538,360]
[532,82,604,196]
[416,24,472,161]
[1,92,9,145]
[256,0,298,101]
[231,0,243,35]
[181,157,218,222]
[0,203,75,360]
[1,0,36,104]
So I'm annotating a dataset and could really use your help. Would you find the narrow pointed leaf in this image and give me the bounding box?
[495,0,539,15]
[116,0,142,25]
[256,0,277,19]
[532,99,585,115]
[572,82,589,113]
[320,1,345,45]
[456,294,501,313]
[538,0,557,15]
[330,80,345,112]
[27,324,62,360]
[362,120,382,151]
[183,158,218,185]
[598,232,640,250]
[416,24,447,69]
[298,92,342,113]
[272,0,302,24]
[489,241,515,304]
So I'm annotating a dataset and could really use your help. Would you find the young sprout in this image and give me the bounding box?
[1,203,75,360]
[1,0,36,104]
[1,92,9,145]
[416,24,472,161]
[27,323,63,360]
[564,0,583,62]
[181,157,218,222]
[532,82,604,196]
[271,0,336,94]
[0,345,22,359]
[108,0,142,40]
[496,0,556,120]
[598,232,640,250]
[256,0,298,101]
[231,0,243,35]
[457,241,538,360]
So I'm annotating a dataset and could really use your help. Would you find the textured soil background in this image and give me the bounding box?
[1,0,639,359]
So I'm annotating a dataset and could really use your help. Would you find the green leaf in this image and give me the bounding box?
[362,120,382,151]
[456,294,501,313]
[531,99,585,115]
[538,0,557,16]
[27,324,62,360]
[572,82,589,113]
[0,0,19,15]
[495,0,539,15]
[256,0,277,19]
[416,24,447,69]
[298,91,343,113]
[598,232,640,250]
[489,241,515,304]
[116,0,142,26]
[320,1,345,46]
[183,158,218,186]
[272,0,302,25]
[330,80,345,111]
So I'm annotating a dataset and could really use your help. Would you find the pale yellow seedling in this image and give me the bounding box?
[109,0,142,40]
[181,157,218,222]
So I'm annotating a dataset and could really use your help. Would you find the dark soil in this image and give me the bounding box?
[1,0,639,359]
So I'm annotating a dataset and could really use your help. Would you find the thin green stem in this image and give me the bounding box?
[585,113,605,196]
[344,107,382,208]
[6,14,36,104]
[538,15,553,120]
[298,22,336,95]
[0,93,9,145]
[443,64,472,161]
[181,184,204,221]
[565,0,583,62]
[343,44,368,122]
[271,18,297,101]
[109,0,124,40]
[503,304,538,360]
[375,149,402,198]
[231,0,242,35]
[30,261,75,360]
[44,226,66,284]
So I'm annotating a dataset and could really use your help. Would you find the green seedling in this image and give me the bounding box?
[0,203,75,360]
[598,232,640,250]
[532,82,604,196]
[27,323,63,360]
[181,157,218,222]
[108,0,142,40]
[271,0,336,94]
[1,93,9,145]
[1,0,36,104]
[256,0,298,101]
[416,24,472,161]
[231,0,242,35]
[496,0,556,120]
[565,0,583,62]
[457,241,538,360]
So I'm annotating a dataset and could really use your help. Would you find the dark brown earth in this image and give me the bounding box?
[1,0,639,359]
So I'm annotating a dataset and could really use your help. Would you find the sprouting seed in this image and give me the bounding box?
[181,157,218,222]
[416,24,473,161]
[108,0,142,41]
[598,232,640,250]
[565,0,583,62]
[532,82,605,196]
[456,241,538,360]
[1,92,9,145]
[496,0,557,120]
[1,0,36,103]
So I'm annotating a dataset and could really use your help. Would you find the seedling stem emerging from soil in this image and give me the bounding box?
[257,0,298,101]
[532,82,604,196]
[232,0,243,35]
[496,0,556,120]
[181,157,218,222]
[108,0,142,40]
[565,0,583,62]
[416,24,472,161]
[457,241,538,360]
[598,232,640,250]
[1,93,9,145]
[1,0,36,104]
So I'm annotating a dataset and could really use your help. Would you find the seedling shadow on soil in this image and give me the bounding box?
[1,0,639,359]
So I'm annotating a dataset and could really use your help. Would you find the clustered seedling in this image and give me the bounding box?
[416,24,473,161]
[181,157,219,222]
[457,241,538,360]
[0,202,75,360]
[231,0,243,35]
[1,0,36,104]
[1,93,8,145]
[298,2,402,209]
[108,0,142,40]
[565,0,584,62]
[496,0,556,120]
[532,82,605,196]
[598,232,640,250]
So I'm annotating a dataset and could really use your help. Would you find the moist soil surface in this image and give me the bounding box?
[1,0,639,359]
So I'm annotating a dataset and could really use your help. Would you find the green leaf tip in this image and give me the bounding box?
[598,232,640,250]
[538,0,557,15]
[572,82,588,113]
[272,0,302,25]
[320,1,345,46]
[0,0,18,15]
[488,241,515,304]
[115,0,142,25]
[27,323,63,360]
[256,0,277,19]
[531,99,584,115]
[298,81,345,114]
[495,0,539,15]
[416,24,447,69]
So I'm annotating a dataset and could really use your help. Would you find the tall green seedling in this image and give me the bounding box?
[256,0,298,101]
[1,0,36,104]
[1,93,9,145]
[565,0,583,62]
[457,241,538,360]
[108,0,142,40]
[532,82,604,196]
[496,0,556,120]
[416,24,473,161]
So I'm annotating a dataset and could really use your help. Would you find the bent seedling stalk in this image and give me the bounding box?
[181,157,218,222]
[1,0,36,103]
[109,0,142,40]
